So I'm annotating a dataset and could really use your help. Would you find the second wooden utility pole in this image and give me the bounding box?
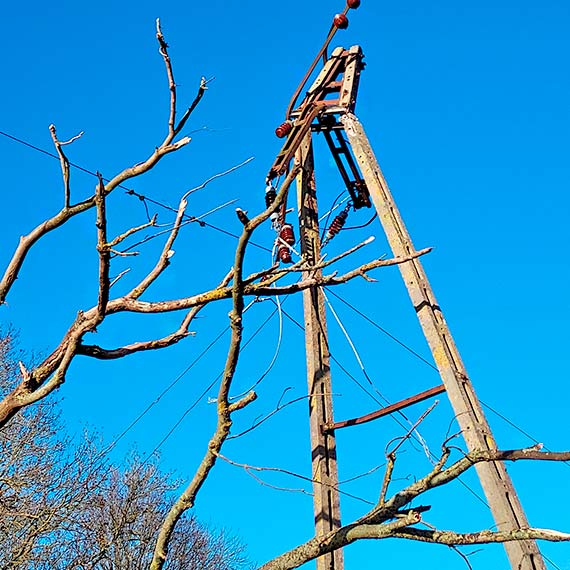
[296,134,343,570]
[342,111,545,570]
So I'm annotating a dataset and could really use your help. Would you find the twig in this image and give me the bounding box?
[49,124,82,208]
[378,453,396,506]
[108,215,158,248]
[385,402,438,457]
[228,392,338,440]
[127,193,188,299]
[156,19,177,141]
[182,156,254,199]
[173,76,211,136]
[216,453,372,505]
[109,269,131,289]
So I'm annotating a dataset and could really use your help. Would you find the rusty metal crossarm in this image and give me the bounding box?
[267,47,365,184]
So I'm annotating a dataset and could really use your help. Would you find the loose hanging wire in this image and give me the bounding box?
[229,294,284,400]
[322,289,433,462]
[271,296,489,508]
[142,295,289,461]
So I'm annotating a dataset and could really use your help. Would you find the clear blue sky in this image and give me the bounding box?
[1,1,569,568]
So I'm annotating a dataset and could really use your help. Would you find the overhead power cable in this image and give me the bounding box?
[0,128,272,253]
[271,298,489,509]
[326,288,438,371]
[142,297,289,461]
[327,287,568,468]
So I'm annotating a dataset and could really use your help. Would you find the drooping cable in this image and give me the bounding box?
[343,212,377,231]
[323,290,433,461]
[142,298,285,460]
[230,293,284,400]
[272,298,489,509]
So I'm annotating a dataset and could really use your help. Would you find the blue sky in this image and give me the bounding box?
[1,1,569,568]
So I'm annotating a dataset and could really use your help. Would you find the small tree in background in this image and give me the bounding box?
[0,332,250,569]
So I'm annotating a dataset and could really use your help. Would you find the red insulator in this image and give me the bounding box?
[333,13,349,29]
[275,121,293,138]
[347,0,361,8]
[280,224,295,245]
[278,245,292,264]
[326,209,349,241]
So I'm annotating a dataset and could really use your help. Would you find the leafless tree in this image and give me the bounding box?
[1,19,568,570]
[0,332,250,570]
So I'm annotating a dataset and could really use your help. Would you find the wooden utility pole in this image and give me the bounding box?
[266,39,545,569]
[296,133,343,570]
[342,112,546,570]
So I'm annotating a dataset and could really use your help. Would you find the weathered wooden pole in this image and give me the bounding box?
[296,133,344,570]
[342,111,545,570]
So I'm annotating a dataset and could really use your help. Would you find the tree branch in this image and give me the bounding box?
[49,124,82,208]
[156,18,177,142]
[392,527,570,545]
[150,165,301,570]
[77,305,202,359]
[95,173,110,318]
[259,444,570,569]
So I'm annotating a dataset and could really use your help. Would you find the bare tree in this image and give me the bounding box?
[1,18,568,570]
[0,332,251,570]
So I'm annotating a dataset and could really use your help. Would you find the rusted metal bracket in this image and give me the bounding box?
[267,46,365,183]
[319,117,370,209]
[324,385,446,432]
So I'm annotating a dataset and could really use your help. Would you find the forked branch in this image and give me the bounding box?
[259,446,570,570]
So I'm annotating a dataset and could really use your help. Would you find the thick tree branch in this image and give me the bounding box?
[260,512,422,570]
[259,445,570,569]
[77,305,202,359]
[150,165,301,570]
[392,527,570,545]
[95,173,110,318]
[0,237,433,430]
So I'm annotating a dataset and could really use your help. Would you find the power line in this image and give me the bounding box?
[326,288,438,372]
[0,128,273,253]
[142,298,286,460]
[271,297,490,509]
[105,323,230,454]
[327,288,569,471]
[0,129,101,178]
